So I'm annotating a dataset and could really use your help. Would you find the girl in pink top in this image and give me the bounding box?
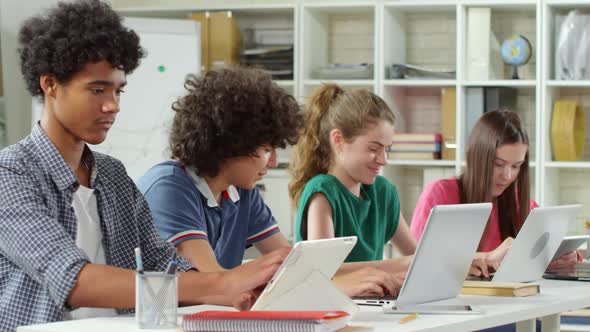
[411,109,578,276]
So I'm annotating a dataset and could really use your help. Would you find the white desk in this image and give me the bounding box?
[17,279,590,332]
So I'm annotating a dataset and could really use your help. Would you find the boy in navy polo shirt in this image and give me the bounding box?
[139,68,405,298]
[138,68,298,271]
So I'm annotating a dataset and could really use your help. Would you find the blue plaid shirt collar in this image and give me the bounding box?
[30,124,97,191]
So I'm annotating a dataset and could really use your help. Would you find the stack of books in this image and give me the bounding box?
[182,310,350,332]
[388,133,442,160]
[240,27,294,80]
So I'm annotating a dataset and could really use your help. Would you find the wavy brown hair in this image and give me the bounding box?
[170,68,303,177]
[288,84,395,207]
[459,109,530,241]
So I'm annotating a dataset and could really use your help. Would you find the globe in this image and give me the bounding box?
[501,35,532,79]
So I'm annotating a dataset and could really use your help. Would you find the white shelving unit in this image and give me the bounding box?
[112,0,590,238]
[541,0,590,235]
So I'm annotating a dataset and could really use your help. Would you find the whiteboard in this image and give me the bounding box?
[33,17,201,181]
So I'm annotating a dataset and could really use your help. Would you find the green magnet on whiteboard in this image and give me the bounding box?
[158,65,166,72]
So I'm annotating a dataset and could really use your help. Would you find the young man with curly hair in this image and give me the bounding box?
[0,1,288,331]
[138,68,403,298]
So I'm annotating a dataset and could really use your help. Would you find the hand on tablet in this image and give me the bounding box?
[222,247,290,296]
[332,267,404,297]
[547,250,578,271]
[470,237,513,277]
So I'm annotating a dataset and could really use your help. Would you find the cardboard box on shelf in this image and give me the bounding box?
[191,11,242,72]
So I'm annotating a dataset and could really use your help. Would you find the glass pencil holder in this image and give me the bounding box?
[135,272,178,329]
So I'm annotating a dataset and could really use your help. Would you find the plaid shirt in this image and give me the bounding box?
[0,125,191,331]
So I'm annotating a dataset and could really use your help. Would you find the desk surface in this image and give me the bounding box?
[17,279,590,332]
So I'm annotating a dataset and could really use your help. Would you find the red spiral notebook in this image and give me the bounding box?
[182,310,350,332]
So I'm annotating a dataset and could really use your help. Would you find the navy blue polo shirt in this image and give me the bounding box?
[137,161,280,269]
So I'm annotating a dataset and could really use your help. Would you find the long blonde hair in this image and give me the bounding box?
[288,84,395,207]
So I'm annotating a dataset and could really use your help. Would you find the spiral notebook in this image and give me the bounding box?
[182,310,350,332]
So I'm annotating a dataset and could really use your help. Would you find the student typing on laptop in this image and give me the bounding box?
[411,109,580,278]
[289,83,416,288]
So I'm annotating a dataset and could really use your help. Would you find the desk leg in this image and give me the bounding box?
[541,314,560,332]
[516,319,536,332]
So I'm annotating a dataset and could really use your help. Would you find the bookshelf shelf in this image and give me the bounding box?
[383,79,456,87]
[303,79,375,86]
[387,159,455,167]
[462,80,537,87]
[546,0,590,7]
[545,162,590,169]
[546,80,590,87]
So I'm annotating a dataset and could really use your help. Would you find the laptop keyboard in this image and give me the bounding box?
[352,294,398,301]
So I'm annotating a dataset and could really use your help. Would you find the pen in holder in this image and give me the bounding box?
[135,272,178,329]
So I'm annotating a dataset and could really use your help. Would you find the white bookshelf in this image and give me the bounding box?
[541,0,590,235]
[112,0,590,238]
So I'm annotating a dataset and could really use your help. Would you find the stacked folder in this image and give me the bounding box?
[388,133,442,160]
[241,45,294,80]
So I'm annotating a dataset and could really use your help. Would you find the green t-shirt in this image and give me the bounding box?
[295,174,400,262]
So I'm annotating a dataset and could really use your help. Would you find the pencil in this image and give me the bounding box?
[399,313,418,324]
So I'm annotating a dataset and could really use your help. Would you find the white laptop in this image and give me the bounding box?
[251,237,359,314]
[354,203,492,310]
[487,205,582,283]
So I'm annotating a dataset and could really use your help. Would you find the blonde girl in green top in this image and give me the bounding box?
[289,84,417,269]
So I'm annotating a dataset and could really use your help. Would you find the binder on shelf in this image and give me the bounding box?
[464,87,517,144]
[551,100,585,161]
[441,88,456,160]
[182,310,350,332]
[466,7,503,80]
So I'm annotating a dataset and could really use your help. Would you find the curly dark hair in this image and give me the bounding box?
[170,68,303,177]
[18,0,145,97]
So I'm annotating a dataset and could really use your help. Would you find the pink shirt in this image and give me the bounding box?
[410,178,538,252]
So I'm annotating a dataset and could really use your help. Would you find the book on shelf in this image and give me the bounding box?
[182,310,350,332]
[461,281,540,297]
[441,88,456,160]
[388,152,440,160]
[390,142,441,152]
[392,133,441,143]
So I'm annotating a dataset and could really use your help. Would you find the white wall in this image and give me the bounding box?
[0,0,61,144]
